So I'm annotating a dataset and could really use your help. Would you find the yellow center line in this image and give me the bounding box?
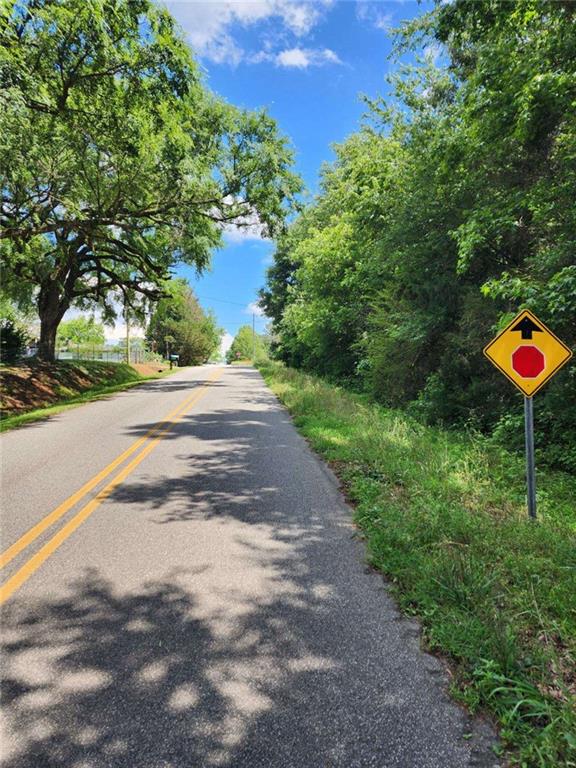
[0,368,223,605]
[0,368,223,571]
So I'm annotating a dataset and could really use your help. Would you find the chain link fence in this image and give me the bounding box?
[54,346,160,364]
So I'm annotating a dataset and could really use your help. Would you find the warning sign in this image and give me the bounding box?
[483,310,572,397]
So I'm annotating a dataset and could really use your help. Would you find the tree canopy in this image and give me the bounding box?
[146,279,221,366]
[56,316,105,347]
[0,0,300,360]
[226,325,267,364]
[261,0,576,471]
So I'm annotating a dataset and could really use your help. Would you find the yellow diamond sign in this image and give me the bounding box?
[484,310,572,397]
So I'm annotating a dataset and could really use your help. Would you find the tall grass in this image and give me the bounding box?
[259,361,576,767]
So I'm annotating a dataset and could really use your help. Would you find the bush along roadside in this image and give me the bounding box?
[258,360,576,767]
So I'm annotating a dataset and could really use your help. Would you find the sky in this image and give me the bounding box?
[99,0,435,348]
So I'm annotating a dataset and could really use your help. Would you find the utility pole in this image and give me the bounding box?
[125,307,130,365]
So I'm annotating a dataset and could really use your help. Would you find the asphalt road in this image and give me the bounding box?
[0,365,498,768]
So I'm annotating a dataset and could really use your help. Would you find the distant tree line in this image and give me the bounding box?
[1,277,221,365]
[226,325,268,364]
[261,0,576,471]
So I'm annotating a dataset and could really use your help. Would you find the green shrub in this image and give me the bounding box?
[0,320,30,363]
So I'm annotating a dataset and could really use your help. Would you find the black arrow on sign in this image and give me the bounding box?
[512,317,543,340]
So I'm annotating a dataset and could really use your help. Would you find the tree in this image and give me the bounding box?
[0,0,300,360]
[56,317,105,347]
[262,0,576,471]
[261,129,398,380]
[226,325,266,364]
[146,279,221,366]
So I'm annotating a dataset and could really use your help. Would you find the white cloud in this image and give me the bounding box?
[222,221,270,243]
[220,331,234,355]
[278,2,324,36]
[245,301,265,317]
[165,1,336,65]
[104,322,145,342]
[374,13,393,31]
[356,2,394,32]
[276,47,310,68]
[254,46,341,68]
[221,206,270,242]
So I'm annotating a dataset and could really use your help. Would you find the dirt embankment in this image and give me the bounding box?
[0,360,166,415]
[129,362,168,378]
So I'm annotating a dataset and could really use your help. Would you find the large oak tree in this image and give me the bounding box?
[0,0,300,360]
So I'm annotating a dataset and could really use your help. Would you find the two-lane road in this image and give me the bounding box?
[0,366,497,767]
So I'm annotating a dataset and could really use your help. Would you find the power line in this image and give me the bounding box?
[193,294,268,328]
[195,294,253,307]
[221,321,268,328]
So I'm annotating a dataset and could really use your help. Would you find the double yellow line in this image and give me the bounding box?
[0,368,223,605]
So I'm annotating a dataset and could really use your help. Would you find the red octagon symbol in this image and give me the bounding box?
[512,346,545,378]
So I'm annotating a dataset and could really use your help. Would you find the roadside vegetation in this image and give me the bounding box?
[147,279,222,365]
[260,2,576,474]
[0,278,220,427]
[259,361,576,767]
[0,360,172,432]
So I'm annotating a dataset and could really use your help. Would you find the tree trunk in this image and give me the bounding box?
[37,284,69,362]
[37,317,59,362]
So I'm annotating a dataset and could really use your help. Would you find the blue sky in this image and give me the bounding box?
[168,0,436,346]
[100,1,435,344]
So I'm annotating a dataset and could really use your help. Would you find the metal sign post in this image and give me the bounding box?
[523,396,537,519]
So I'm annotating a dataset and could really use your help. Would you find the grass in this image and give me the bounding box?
[0,360,175,432]
[258,360,576,768]
[229,358,253,366]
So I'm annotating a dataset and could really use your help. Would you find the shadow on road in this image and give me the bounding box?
[0,532,387,767]
[114,403,303,526]
[0,367,494,767]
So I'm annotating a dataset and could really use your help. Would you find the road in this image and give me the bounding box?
[0,365,498,767]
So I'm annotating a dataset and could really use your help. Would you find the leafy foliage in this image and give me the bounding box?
[57,317,105,347]
[0,320,30,363]
[226,325,267,363]
[262,0,576,471]
[0,0,300,360]
[146,279,221,366]
[0,298,32,363]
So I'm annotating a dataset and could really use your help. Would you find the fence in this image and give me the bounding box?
[54,346,159,365]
